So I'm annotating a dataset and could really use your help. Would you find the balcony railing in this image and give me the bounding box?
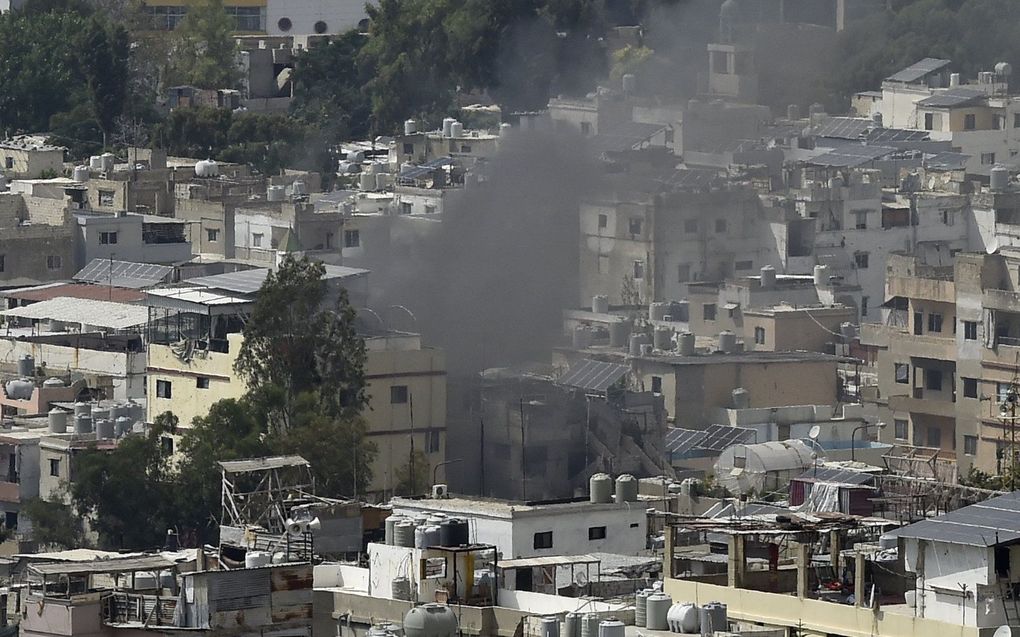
[102,592,179,627]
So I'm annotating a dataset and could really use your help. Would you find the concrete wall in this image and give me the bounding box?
[266,0,365,35]
[146,333,245,426]
[0,339,145,400]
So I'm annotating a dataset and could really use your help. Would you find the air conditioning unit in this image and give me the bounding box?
[432,483,449,499]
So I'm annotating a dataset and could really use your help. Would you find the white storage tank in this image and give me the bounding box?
[291,180,307,196]
[629,333,649,356]
[17,355,34,377]
[759,265,776,288]
[731,388,750,409]
[813,264,830,288]
[195,159,219,177]
[115,416,132,437]
[580,614,600,637]
[717,331,736,354]
[654,326,673,350]
[667,603,700,634]
[75,415,93,435]
[360,172,377,191]
[573,326,593,349]
[73,165,90,182]
[614,474,638,503]
[404,119,418,135]
[540,617,560,637]
[635,589,650,627]
[5,379,34,400]
[590,473,613,504]
[646,593,672,630]
[89,155,103,171]
[992,165,1010,192]
[267,185,286,202]
[609,321,630,348]
[384,515,402,544]
[699,603,727,636]
[245,550,272,568]
[95,419,115,440]
[450,121,464,138]
[100,153,116,172]
[598,620,624,637]
[650,302,670,321]
[74,402,91,418]
[442,118,457,137]
[48,408,68,434]
[565,613,581,637]
[395,520,416,547]
[678,331,696,356]
[621,73,637,93]
[404,603,458,637]
[592,295,610,314]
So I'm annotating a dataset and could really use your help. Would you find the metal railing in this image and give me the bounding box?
[102,592,178,627]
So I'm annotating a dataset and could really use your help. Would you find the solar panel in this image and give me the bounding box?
[865,128,930,143]
[665,428,708,454]
[557,359,629,393]
[795,467,873,486]
[812,117,872,140]
[73,259,173,289]
[807,144,896,168]
[925,151,970,170]
[887,491,1020,546]
[886,58,951,83]
[916,88,985,108]
[697,424,756,452]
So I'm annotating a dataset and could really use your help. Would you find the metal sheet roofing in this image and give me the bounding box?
[925,151,971,170]
[794,467,874,486]
[886,491,1020,546]
[186,265,368,295]
[886,58,951,83]
[812,117,872,140]
[1,297,149,329]
[497,554,601,570]
[0,282,145,304]
[219,455,309,473]
[30,555,175,576]
[665,428,709,454]
[74,259,173,289]
[557,359,629,393]
[807,144,897,168]
[865,128,931,143]
[145,287,252,309]
[917,87,986,108]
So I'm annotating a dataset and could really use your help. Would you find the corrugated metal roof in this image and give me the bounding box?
[30,555,175,576]
[1,297,149,329]
[812,117,872,140]
[557,359,629,393]
[806,144,897,168]
[917,87,986,108]
[219,455,309,473]
[699,424,756,452]
[886,58,951,83]
[925,151,971,170]
[0,282,145,304]
[886,491,1020,546]
[794,467,874,486]
[186,265,369,295]
[497,554,601,569]
[74,259,173,289]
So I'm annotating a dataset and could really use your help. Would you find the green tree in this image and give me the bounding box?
[22,496,83,549]
[166,0,239,89]
[393,450,431,497]
[290,30,373,140]
[234,255,367,430]
[80,17,130,147]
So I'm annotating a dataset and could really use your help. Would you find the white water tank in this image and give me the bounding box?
[609,321,630,348]
[590,473,613,503]
[786,104,801,120]
[621,73,637,93]
[813,264,830,288]
[291,180,307,196]
[404,119,418,135]
[48,408,68,434]
[267,185,286,202]
[678,331,696,356]
[360,172,377,191]
[100,153,116,173]
[75,415,93,434]
[991,165,1010,192]
[74,402,91,418]
[647,594,672,630]
[650,302,670,321]
[450,121,464,138]
[115,416,132,437]
[73,165,90,182]
[717,331,736,354]
[195,159,219,178]
[384,515,402,544]
[5,379,33,400]
[630,333,649,356]
[667,603,700,634]
[565,613,581,637]
[89,155,103,170]
[732,388,750,409]
[43,377,64,389]
[95,419,115,440]
[395,520,416,547]
[580,614,600,637]
[442,118,457,137]
[635,590,650,627]
[245,550,272,568]
[598,620,624,637]
[17,355,34,377]
[760,265,776,288]
[615,474,638,503]
[541,617,560,637]
[699,603,727,636]
[654,326,673,350]
[404,603,459,637]
[592,294,610,314]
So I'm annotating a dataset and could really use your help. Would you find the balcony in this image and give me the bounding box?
[887,275,955,303]
[984,289,1020,313]
[0,480,20,503]
[889,393,956,418]
[102,592,178,627]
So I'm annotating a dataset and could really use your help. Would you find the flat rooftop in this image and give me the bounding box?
[391,495,645,519]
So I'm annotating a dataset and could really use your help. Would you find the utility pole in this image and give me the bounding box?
[519,397,526,501]
[479,417,486,496]
[408,392,416,495]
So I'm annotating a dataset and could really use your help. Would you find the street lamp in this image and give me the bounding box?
[432,458,464,488]
[850,421,886,462]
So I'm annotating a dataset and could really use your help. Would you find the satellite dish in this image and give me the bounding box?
[994,626,1012,637]
[988,239,1001,255]
[808,425,821,440]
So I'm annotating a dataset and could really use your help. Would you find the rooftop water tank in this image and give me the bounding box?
[89,155,103,171]
[384,515,402,545]
[646,594,672,630]
[997,61,1013,77]
[592,295,610,314]
[813,264,830,288]
[404,603,459,637]
[115,416,132,438]
[590,473,613,504]
[580,614,600,637]
[5,379,34,401]
[394,520,416,547]
[678,331,696,356]
[360,172,377,192]
[541,617,560,637]
[74,402,91,418]
[267,185,286,202]
[442,118,457,137]
[500,122,512,137]
[650,302,670,321]
[573,326,594,349]
[245,550,272,568]
[195,159,219,178]
[96,419,115,440]
[405,119,418,135]
[565,613,581,637]
[667,603,700,634]
[598,620,624,637]
[621,73,637,94]
[73,165,90,182]
[731,388,750,409]
[92,407,110,422]
[950,72,961,87]
[699,603,727,636]
[609,321,631,348]
[100,153,116,173]
[291,180,307,196]
[449,518,469,545]
[42,377,64,388]
[75,415,93,435]
[17,355,34,378]
[635,589,650,627]
[48,408,68,434]
[450,121,464,138]
[629,333,649,357]
[717,330,736,354]
[992,165,1010,192]
[760,265,776,289]
[808,103,825,116]
[615,474,638,503]
[654,326,673,351]
[786,104,801,120]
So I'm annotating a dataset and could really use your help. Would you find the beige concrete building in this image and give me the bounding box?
[0,189,76,287]
[742,305,855,353]
[0,136,64,179]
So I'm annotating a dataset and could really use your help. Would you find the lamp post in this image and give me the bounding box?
[851,421,886,462]
[432,458,463,488]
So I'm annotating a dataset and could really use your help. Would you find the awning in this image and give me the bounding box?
[1,297,150,329]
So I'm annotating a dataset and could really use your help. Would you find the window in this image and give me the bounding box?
[854,210,868,229]
[715,219,727,233]
[313,20,328,33]
[46,255,61,270]
[156,379,172,399]
[277,16,292,31]
[1015,113,1020,128]
[400,202,412,215]
[161,436,174,456]
[252,233,263,248]
[598,255,609,274]
[3,157,12,169]
[588,526,607,540]
[926,369,943,391]
[581,122,592,136]
[344,229,360,248]
[629,218,643,235]
[999,382,1014,403]
[633,261,645,280]
[942,209,954,225]
[965,113,977,130]
[854,252,869,269]
[597,214,608,229]
[928,312,943,333]
[533,531,553,549]
[402,143,414,155]
[894,418,908,441]
[206,228,219,242]
[964,320,978,340]
[677,264,691,282]
[196,376,210,389]
[982,152,996,165]
[997,115,1007,130]
[424,204,437,215]
[861,296,869,317]
[4,512,16,530]
[49,458,60,477]
[684,219,698,233]
[99,190,115,206]
[924,112,934,130]
[963,377,978,398]
[425,430,441,453]
[754,326,766,344]
[964,435,978,456]
[926,425,941,448]
[227,5,263,30]
[914,311,923,336]
[461,144,472,153]
[734,260,753,271]
[390,385,408,404]
[651,376,662,394]
[99,231,118,245]
[0,255,5,272]
[894,363,909,384]
[703,303,717,321]
[145,4,187,29]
